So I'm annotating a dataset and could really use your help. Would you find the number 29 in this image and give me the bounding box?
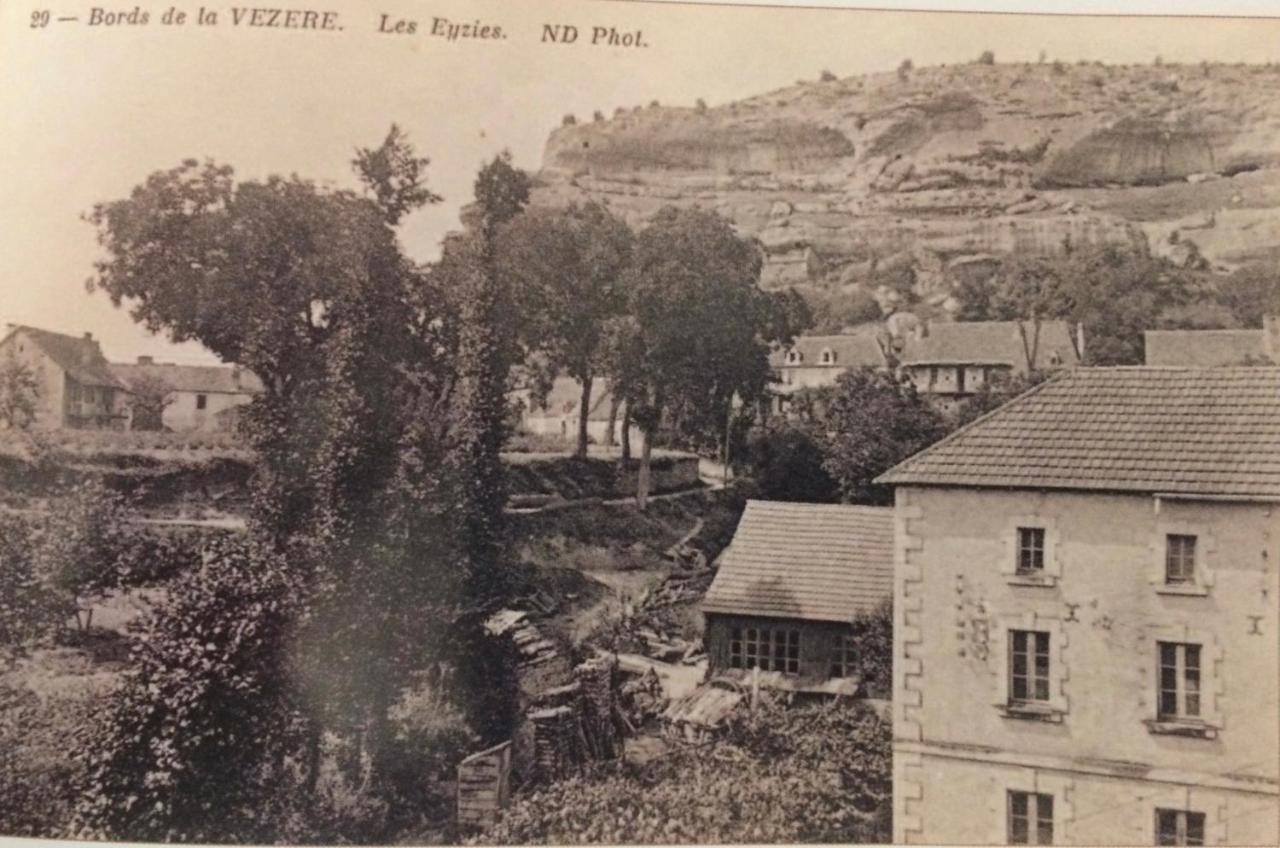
[31,10,51,27]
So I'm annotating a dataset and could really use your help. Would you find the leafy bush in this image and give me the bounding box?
[747,423,839,504]
[481,698,890,844]
[72,539,305,842]
[977,49,995,65]
[820,69,838,82]
[0,517,58,646]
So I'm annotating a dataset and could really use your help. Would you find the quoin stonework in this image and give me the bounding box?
[878,367,1280,845]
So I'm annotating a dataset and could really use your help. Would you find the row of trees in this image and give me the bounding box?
[954,241,1279,365]
[501,201,808,505]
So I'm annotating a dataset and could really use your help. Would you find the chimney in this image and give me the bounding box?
[1264,315,1278,361]
[137,355,154,366]
[83,332,92,340]
[1076,323,1086,361]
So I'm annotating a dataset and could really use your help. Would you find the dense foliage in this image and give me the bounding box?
[955,242,1197,364]
[819,368,948,503]
[0,351,40,431]
[745,421,839,503]
[76,131,525,840]
[481,698,891,845]
[1217,260,1280,329]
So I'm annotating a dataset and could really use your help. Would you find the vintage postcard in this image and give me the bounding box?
[1,0,1278,844]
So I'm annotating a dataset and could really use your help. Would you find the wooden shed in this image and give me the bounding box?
[701,500,893,692]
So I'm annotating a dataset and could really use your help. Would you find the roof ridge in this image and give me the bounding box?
[875,369,1068,484]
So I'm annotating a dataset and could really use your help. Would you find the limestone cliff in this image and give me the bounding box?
[532,61,1280,312]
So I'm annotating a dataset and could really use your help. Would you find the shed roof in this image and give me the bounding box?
[1144,329,1270,367]
[899,320,1079,368]
[877,367,1280,498]
[1,325,124,388]
[702,500,894,624]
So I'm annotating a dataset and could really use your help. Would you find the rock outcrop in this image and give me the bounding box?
[533,61,1280,310]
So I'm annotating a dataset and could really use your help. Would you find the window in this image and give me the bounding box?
[957,366,967,394]
[1165,535,1196,584]
[830,634,856,678]
[1017,527,1046,573]
[1010,630,1050,703]
[819,347,835,365]
[786,349,802,365]
[1158,642,1201,720]
[196,393,208,410]
[1008,791,1053,845]
[1156,809,1205,846]
[729,626,800,674]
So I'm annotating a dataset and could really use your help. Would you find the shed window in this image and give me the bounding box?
[1158,642,1201,720]
[196,393,208,410]
[1010,630,1050,703]
[830,634,857,678]
[819,347,836,365]
[729,625,800,675]
[1156,809,1205,846]
[1008,790,1053,845]
[1165,535,1196,584]
[785,349,803,365]
[1017,527,1045,573]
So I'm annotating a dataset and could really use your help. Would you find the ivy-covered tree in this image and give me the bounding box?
[78,128,506,838]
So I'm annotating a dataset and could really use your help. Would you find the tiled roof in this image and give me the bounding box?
[1144,329,1270,367]
[900,320,1079,368]
[2,325,124,388]
[769,327,892,369]
[702,500,894,623]
[877,367,1280,498]
[111,362,264,395]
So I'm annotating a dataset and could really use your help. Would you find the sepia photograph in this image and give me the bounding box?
[0,0,1278,843]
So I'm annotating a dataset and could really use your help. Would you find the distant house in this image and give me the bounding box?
[0,324,128,429]
[898,320,1081,403]
[110,357,263,432]
[876,367,1280,845]
[701,500,893,695]
[768,326,895,414]
[1145,316,1278,366]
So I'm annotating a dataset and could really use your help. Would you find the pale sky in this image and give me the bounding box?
[2,0,1279,365]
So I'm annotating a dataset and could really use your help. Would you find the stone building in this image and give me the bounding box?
[0,324,128,429]
[111,357,262,432]
[701,499,892,695]
[877,367,1279,845]
[767,326,894,414]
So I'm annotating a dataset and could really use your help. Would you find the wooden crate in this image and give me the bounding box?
[456,740,513,831]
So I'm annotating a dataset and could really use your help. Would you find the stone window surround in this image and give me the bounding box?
[990,612,1069,721]
[1141,624,1224,738]
[991,766,1075,845]
[1143,784,1228,845]
[1148,520,1216,597]
[1001,514,1064,587]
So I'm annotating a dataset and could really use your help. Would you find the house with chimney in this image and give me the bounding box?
[1144,316,1278,366]
[110,357,262,432]
[877,367,1279,845]
[510,375,643,451]
[701,499,893,696]
[767,325,896,415]
[0,325,127,429]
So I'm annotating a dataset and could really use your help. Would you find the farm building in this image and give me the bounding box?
[110,357,262,432]
[0,324,128,429]
[701,500,893,695]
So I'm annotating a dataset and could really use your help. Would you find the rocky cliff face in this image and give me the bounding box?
[532,61,1280,312]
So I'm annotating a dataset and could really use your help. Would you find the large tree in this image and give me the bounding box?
[78,130,502,838]
[497,202,633,458]
[617,206,806,507]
